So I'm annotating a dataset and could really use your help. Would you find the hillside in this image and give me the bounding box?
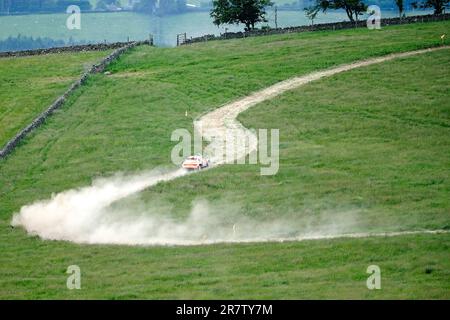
[136,48,450,232]
[0,21,449,299]
[0,50,111,146]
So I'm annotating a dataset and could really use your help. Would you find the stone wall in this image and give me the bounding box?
[0,41,150,159]
[183,13,450,45]
[0,40,152,58]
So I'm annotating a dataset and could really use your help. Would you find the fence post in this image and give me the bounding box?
[176,33,188,46]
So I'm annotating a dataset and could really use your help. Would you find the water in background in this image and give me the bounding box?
[0,8,433,50]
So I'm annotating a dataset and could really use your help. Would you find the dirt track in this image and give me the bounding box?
[196,46,450,166]
[12,46,450,245]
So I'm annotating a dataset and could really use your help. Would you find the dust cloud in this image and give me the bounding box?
[11,168,366,246]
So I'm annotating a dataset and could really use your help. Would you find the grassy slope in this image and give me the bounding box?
[0,22,449,298]
[0,50,111,146]
[1,233,448,299]
[137,49,450,233]
[2,22,449,218]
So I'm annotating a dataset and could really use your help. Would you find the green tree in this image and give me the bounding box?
[309,0,367,23]
[304,5,320,25]
[210,0,274,31]
[395,0,404,17]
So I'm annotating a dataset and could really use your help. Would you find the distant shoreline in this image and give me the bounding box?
[0,7,433,17]
[0,7,212,17]
[0,8,438,49]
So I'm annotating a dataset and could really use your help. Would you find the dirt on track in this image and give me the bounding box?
[196,46,450,166]
[11,46,450,246]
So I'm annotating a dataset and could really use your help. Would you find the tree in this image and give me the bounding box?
[412,0,449,14]
[304,5,320,25]
[210,0,274,31]
[395,0,404,18]
[309,0,367,23]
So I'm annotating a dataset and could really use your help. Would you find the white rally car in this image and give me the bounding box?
[182,155,209,170]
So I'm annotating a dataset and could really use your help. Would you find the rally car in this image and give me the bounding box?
[182,155,209,170]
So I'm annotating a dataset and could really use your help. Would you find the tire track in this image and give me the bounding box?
[11,46,449,245]
[196,46,450,166]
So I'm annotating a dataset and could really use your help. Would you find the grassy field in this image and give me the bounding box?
[0,233,448,299]
[0,21,449,299]
[135,49,450,233]
[0,50,111,147]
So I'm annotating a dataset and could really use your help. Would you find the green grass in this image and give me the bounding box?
[0,50,111,147]
[0,233,448,299]
[136,49,450,233]
[0,21,449,299]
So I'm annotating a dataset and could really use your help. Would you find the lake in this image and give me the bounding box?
[0,8,433,49]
